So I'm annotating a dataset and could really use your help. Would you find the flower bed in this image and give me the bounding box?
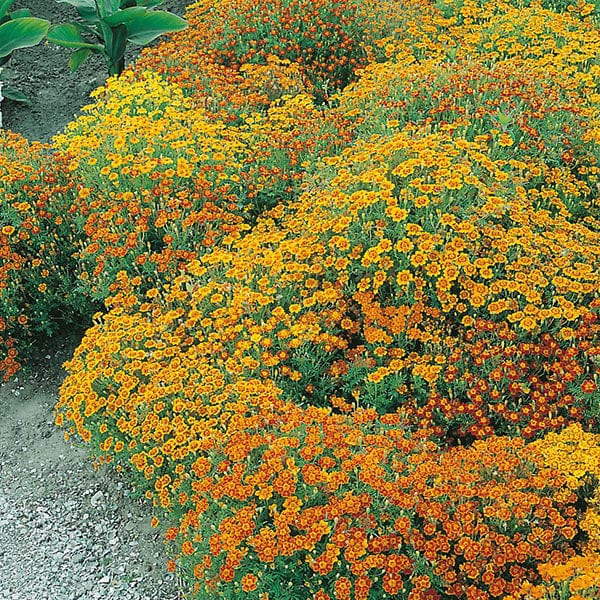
[2,0,600,597]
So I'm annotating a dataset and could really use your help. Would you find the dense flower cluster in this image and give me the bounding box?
[66,123,600,441]
[56,0,600,590]
[337,53,600,219]
[133,0,382,100]
[52,70,249,301]
[530,425,600,554]
[51,68,358,302]
[2,0,600,596]
[57,337,582,598]
[0,131,94,380]
[506,425,600,599]
[516,554,600,599]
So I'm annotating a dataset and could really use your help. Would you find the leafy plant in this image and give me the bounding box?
[164,0,377,103]
[0,130,97,381]
[48,0,187,76]
[0,0,50,106]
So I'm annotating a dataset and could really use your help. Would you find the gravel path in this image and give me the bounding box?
[0,347,181,600]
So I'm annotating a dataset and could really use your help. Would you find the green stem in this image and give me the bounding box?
[108,56,125,76]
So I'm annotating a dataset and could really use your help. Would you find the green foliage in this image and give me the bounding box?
[189,0,376,101]
[0,131,97,380]
[0,0,50,102]
[0,18,49,61]
[48,0,187,76]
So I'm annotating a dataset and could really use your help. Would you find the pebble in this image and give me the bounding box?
[0,361,180,600]
[90,490,104,507]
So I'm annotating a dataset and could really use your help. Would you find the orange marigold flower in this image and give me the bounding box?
[241,573,258,592]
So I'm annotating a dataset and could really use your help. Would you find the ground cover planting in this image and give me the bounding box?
[2,0,600,598]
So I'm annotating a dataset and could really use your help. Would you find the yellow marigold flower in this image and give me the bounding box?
[410,251,427,267]
[396,270,413,286]
[519,316,537,331]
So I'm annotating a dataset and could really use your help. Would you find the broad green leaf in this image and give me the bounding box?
[2,86,28,102]
[0,0,16,21]
[47,23,101,49]
[0,17,49,59]
[135,0,164,7]
[98,18,113,44]
[103,6,147,25]
[56,0,98,22]
[9,9,31,18]
[69,47,92,71]
[125,11,187,45]
[97,0,121,18]
[55,0,95,10]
